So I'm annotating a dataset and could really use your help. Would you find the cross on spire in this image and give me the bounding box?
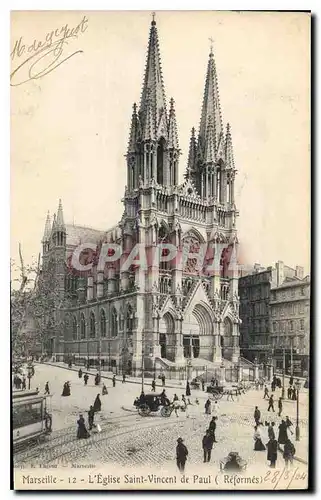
[152,11,156,24]
[209,37,214,55]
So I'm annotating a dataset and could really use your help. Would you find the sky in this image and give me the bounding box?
[10,10,310,276]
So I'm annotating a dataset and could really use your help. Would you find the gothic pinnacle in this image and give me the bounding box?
[56,199,65,229]
[42,211,51,242]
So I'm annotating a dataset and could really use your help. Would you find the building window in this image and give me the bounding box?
[126,305,133,333]
[301,287,305,296]
[90,312,96,338]
[111,307,118,337]
[72,316,77,340]
[80,314,86,339]
[100,310,106,337]
[300,319,304,330]
[289,320,293,331]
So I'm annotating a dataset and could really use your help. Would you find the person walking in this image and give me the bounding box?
[112,375,116,387]
[186,381,191,397]
[278,420,288,446]
[88,405,95,430]
[205,398,212,415]
[77,414,90,439]
[202,431,214,463]
[268,422,276,440]
[78,368,83,379]
[201,379,205,391]
[151,379,156,392]
[283,438,296,467]
[22,377,26,390]
[287,385,292,400]
[122,374,126,384]
[278,397,283,417]
[173,397,180,417]
[267,436,278,468]
[161,374,166,387]
[209,416,218,442]
[93,393,102,412]
[267,394,275,412]
[285,416,294,435]
[102,384,108,395]
[95,373,100,386]
[253,426,266,451]
[44,382,50,395]
[176,438,188,473]
[263,385,269,399]
[254,406,261,426]
[84,373,89,386]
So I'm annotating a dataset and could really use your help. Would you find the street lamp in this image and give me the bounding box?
[141,331,145,393]
[282,348,285,399]
[27,364,34,390]
[295,379,301,441]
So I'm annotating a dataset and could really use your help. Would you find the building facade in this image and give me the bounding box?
[39,18,242,375]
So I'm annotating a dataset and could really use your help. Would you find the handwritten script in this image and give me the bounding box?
[10,16,89,87]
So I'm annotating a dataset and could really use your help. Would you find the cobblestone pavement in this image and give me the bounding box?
[14,363,309,470]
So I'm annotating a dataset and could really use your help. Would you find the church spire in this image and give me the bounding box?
[139,15,167,140]
[42,211,51,242]
[127,103,139,153]
[56,199,65,229]
[204,115,216,164]
[185,127,197,180]
[225,122,235,170]
[198,46,223,158]
[168,98,179,149]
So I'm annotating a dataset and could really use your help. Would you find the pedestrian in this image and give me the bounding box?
[201,379,205,391]
[202,431,214,462]
[93,393,102,412]
[254,406,261,426]
[122,373,126,384]
[176,437,188,473]
[205,398,212,415]
[112,375,116,387]
[255,379,260,391]
[95,373,100,386]
[160,390,169,406]
[86,360,90,370]
[77,414,90,439]
[62,382,71,396]
[84,373,89,386]
[68,360,72,369]
[173,398,180,417]
[173,393,179,402]
[289,376,294,386]
[291,388,297,401]
[186,381,191,397]
[263,385,269,399]
[78,368,83,379]
[267,394,275,412]
[268,422,276,440]
[161,374,166,387]
[283,438,296,467]
[181,395,187,409]
[271,380,276,393]
[88,405,95,430]
[253,425,266,451]
[278,397,283,417]
[44,382,50,395]
[22,377,26,390]
[151,379,156,392]
[285,416,294,435]
[212,400,219,417]
[208,416,218,442]
[267,436,278,468]
[287,386,292,399]
[102,384,108,395]
[278,420,288,446]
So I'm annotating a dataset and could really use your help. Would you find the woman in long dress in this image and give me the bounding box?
[77,414,90,439]
[253,425,266,451]
[93,393,102,412]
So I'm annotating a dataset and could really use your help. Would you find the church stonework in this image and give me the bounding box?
[41,18,241,375]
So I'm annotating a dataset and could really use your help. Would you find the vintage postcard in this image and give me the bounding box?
[11,10,310,490]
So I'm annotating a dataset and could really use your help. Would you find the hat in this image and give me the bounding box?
[177,437,183,443]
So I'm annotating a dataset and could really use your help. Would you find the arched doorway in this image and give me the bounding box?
[183,302,213,360]
[159,312,175,361]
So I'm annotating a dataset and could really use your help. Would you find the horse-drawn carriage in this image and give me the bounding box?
[133,393,173,417]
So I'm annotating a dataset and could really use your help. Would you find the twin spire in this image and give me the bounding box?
[42,199,65,243]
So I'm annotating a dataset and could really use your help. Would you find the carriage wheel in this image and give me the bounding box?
[138,404,151,417]
[160,406,172,418]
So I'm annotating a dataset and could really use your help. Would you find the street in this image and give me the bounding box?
[13,363,309,471]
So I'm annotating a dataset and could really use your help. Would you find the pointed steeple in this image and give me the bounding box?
[139,16,167,140]
[41,211,51,243]
[224,122,235,170]
[198,47,223,157]
[185,127,197,180]
[52,213,57,233]
[127,103,139,153]
[168,98,179,149]
[204,115,216,164]
[143,90,155,141]
[56,199,65,229]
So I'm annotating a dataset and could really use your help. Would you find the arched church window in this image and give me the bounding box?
[126,305,133,333]
[111,307,118,337]
[72,316,77,340]
[100,310,107,337]
[90,312,96,338]
[80,314,86,339]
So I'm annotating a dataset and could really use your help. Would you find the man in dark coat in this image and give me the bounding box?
[201,379,205,391]
[122,374,126,383]
[161,375,166,387]
[160,390,169,406]
[208,417,218,442]
[278,397,283,417]
[268,422,276,440]
[95,373,100,386]
[112,375,116,387]
[289,376,294,386]
[285,416,294,435]
[77,414,90,439]
[84,373,89,386]
[202,431,215,462]
[287,386,292,399]
[267,394,275,412]
[186,381,191,397]
[283,438,296,467]
[78,368,83,379]
[254,406,261,425]
[267,437,278,468]
[176,437,188,473]
[88,405,95,430]
[263,385,269,399]
[93,394,102,412]
[62,382,71,396]
[151,379,156,392]
[278,420,288,445]
[44,382,50,395]
[291,388,297,401]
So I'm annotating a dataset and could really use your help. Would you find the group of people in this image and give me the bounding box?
[13,374,26,390]
[253,405,296,467]
[77,393,103,439]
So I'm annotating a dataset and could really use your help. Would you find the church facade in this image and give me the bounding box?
[40,17,241,375]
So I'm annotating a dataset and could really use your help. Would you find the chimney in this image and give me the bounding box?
[275,260,284,286]
[295,266,304,280]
